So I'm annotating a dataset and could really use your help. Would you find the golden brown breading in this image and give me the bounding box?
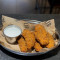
[34,42,42,52]
[18,37,27,52]
[35,24,47,36]
[22,29,36,50]
[46,33,55,48]
[34,24,49,45]
[39,36,49,45]
[46,39,55,48]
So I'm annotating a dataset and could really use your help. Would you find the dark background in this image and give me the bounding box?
[0,0,60,14]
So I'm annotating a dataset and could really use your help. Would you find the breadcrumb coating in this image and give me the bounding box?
[34,42,42,52]
[18,24,55,52]
[34,24,49,45]
[22,29,36,50]
[18,37,27,52]
[46,33,55,48]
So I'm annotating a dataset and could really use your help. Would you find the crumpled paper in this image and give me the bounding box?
[0,15,59,52]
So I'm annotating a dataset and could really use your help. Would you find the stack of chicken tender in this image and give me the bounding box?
[18,24,55,52]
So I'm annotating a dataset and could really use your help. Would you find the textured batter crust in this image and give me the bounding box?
[34,42,42,52]
[34,24,49,45]
[46,33,55,48]
[18,37,27,52]
[22,29,36,50]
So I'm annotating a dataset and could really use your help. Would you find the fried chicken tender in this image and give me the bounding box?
[18,37,27,52]
[34,24,49,45]
[34,42,42,52]
[22,29,36,50]
[46,33,55,48]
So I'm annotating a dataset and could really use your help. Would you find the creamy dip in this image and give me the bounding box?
[4,25,21,37]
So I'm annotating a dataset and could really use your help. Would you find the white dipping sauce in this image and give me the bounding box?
[4,25,21,37]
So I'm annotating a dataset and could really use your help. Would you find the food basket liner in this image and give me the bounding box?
[0,15,59,52]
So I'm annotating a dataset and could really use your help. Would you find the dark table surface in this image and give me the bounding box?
[0,14,60,60]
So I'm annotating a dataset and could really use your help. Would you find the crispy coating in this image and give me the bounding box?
[18,24,55,52]
[34,42,42,52]
[35,24,47,36]
[18,37,27,52]
[34,24,49,45]
[46,33,55,48]
[22,29,36,50]
[39,36,49,45]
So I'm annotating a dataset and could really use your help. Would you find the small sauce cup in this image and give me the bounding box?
[3,25,22,44]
